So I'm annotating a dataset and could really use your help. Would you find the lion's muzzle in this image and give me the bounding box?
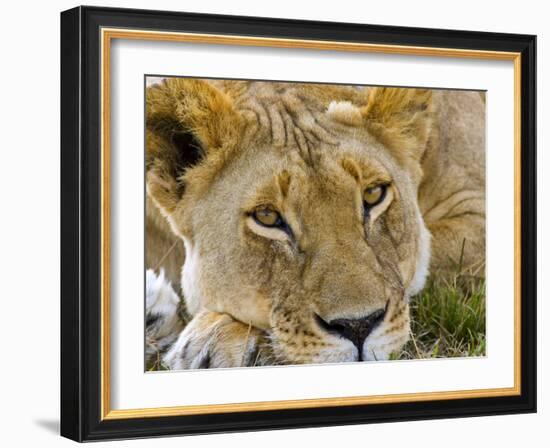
[315,307,387,360]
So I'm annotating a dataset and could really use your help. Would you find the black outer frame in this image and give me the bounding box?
[60,5,536,442]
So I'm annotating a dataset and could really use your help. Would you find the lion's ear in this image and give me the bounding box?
[361,87,433,169]
[146,78,240,215]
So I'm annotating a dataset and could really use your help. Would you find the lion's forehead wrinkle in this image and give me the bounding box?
[236,86,348,166]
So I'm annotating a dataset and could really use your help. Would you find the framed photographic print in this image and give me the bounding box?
[60,6,536,442]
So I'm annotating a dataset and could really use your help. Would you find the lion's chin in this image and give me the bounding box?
[275,340,359,365]
[362,331,410,362]
[279,337,408,365]
[362,346,392,362]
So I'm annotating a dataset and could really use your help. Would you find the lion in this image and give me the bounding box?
[144,78,485,369]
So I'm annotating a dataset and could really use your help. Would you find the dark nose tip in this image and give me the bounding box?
[316,308,386,351]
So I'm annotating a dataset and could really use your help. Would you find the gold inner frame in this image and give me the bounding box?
[100,27,522,420]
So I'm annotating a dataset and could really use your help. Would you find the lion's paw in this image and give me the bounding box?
[145,269,185,369]
[163,310,272,369]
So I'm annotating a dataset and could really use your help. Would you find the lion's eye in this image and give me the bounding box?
[253,207,283,228]
[363,185,387,208]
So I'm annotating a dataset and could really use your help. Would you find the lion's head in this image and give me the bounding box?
[146,79,433,364]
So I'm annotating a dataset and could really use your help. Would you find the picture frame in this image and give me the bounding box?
[60,5,536,442]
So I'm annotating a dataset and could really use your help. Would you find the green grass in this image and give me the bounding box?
[394,274,486,360]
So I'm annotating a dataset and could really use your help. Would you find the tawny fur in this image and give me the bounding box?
[145,79,485,369]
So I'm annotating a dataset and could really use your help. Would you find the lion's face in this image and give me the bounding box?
[147,79,433,364]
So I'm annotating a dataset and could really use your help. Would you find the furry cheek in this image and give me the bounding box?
[181,237,202,315]
[269,311,359,364]
[406,216,432,297]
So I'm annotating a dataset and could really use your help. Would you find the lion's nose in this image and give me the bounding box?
[316,308,386,351]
